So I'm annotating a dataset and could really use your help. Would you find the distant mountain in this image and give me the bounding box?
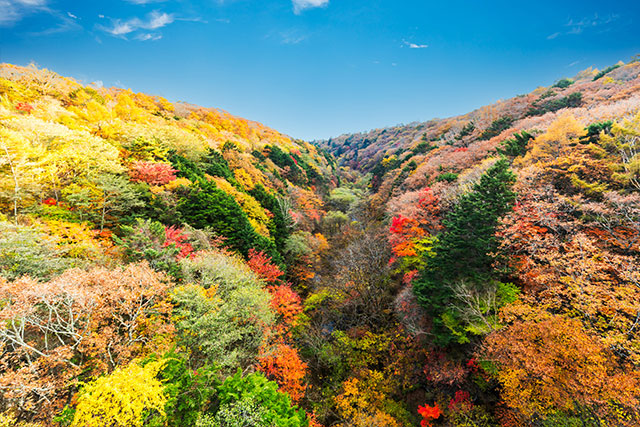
[318,60,638,179]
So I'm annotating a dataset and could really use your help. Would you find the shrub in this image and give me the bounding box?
[526,92,583,117]
[411,141,436,155]
[327,187,359,212]
[0,412,42,427]
[323,210,349,233]
[497,131,534,157]
[196,398,267,427]
[552,78,574,89]
[258,344,308,402]
[580,121,613,145]
[156,353,220,427]
[115,219,215,276]
[122,136,169,161]
[435,172,459,183]
[593,64,621,81]
[283,232,312,260]
[479,117,514,140]
[456,121,476,140]
[129,161,177,185]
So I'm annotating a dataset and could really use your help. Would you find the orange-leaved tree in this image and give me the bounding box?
[0,263,173,422]
[483,310,640,424]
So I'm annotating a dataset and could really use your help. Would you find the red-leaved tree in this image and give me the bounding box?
[129,161,177,185]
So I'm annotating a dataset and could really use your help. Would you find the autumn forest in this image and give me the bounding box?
[1,56,640,427]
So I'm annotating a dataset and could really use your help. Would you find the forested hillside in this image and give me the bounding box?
[0,63,339,426]
[315,57,640,426]
[1,56,640,427]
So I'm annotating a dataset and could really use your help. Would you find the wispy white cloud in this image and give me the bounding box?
[135,32,162,41]
[100,10,174,39]
[292,0,328,14]
[0,0,48,26]
[566,13,619,35]
[265,27,309,45]
[28,13,80,36]
[147,11,173,28]
[547,13,619,40]
[402,39,428,49]
[108,21,134,36]
[280,29,307,44]
[7,1,82,37]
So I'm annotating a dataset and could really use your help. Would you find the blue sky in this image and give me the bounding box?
[1,0,639,140]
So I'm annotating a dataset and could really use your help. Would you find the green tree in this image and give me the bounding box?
[213,371,308,427]
[95,173,144,231]
[327,187,359,212]
[0,222,74,280]
[154,353,219,427]
[323,210,349,234]
[171,251,274,370]
[479,117,514,140]
[413,158,516,344]
[552,78,574,89]
[497,131,534,158]
[249,184,293,250]
[179,182,280,262]
[170,153,282,263]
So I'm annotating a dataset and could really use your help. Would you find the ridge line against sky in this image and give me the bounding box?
[1,0,639,140]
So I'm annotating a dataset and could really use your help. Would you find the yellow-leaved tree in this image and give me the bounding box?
[519,113,585,165]
[71,360,167,427]
[600,111,640,190]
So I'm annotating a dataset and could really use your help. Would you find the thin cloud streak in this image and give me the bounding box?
[292,0,329,14]
[100,11,174,38]
[0,0,48,27]
[547,13,620,40]
[402,39,428,49]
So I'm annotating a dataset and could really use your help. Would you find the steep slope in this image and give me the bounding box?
[0,63,338,426]
[0,63,337,264]
[311,57,640,426]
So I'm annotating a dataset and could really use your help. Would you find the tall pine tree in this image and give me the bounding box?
[413,158,516,344]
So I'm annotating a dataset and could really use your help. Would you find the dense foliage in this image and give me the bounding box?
[0,63,331,426]
[2,56,640,427]
[318,57,640,426]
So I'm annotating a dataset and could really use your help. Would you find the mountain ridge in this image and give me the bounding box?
[317,59,639,176]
